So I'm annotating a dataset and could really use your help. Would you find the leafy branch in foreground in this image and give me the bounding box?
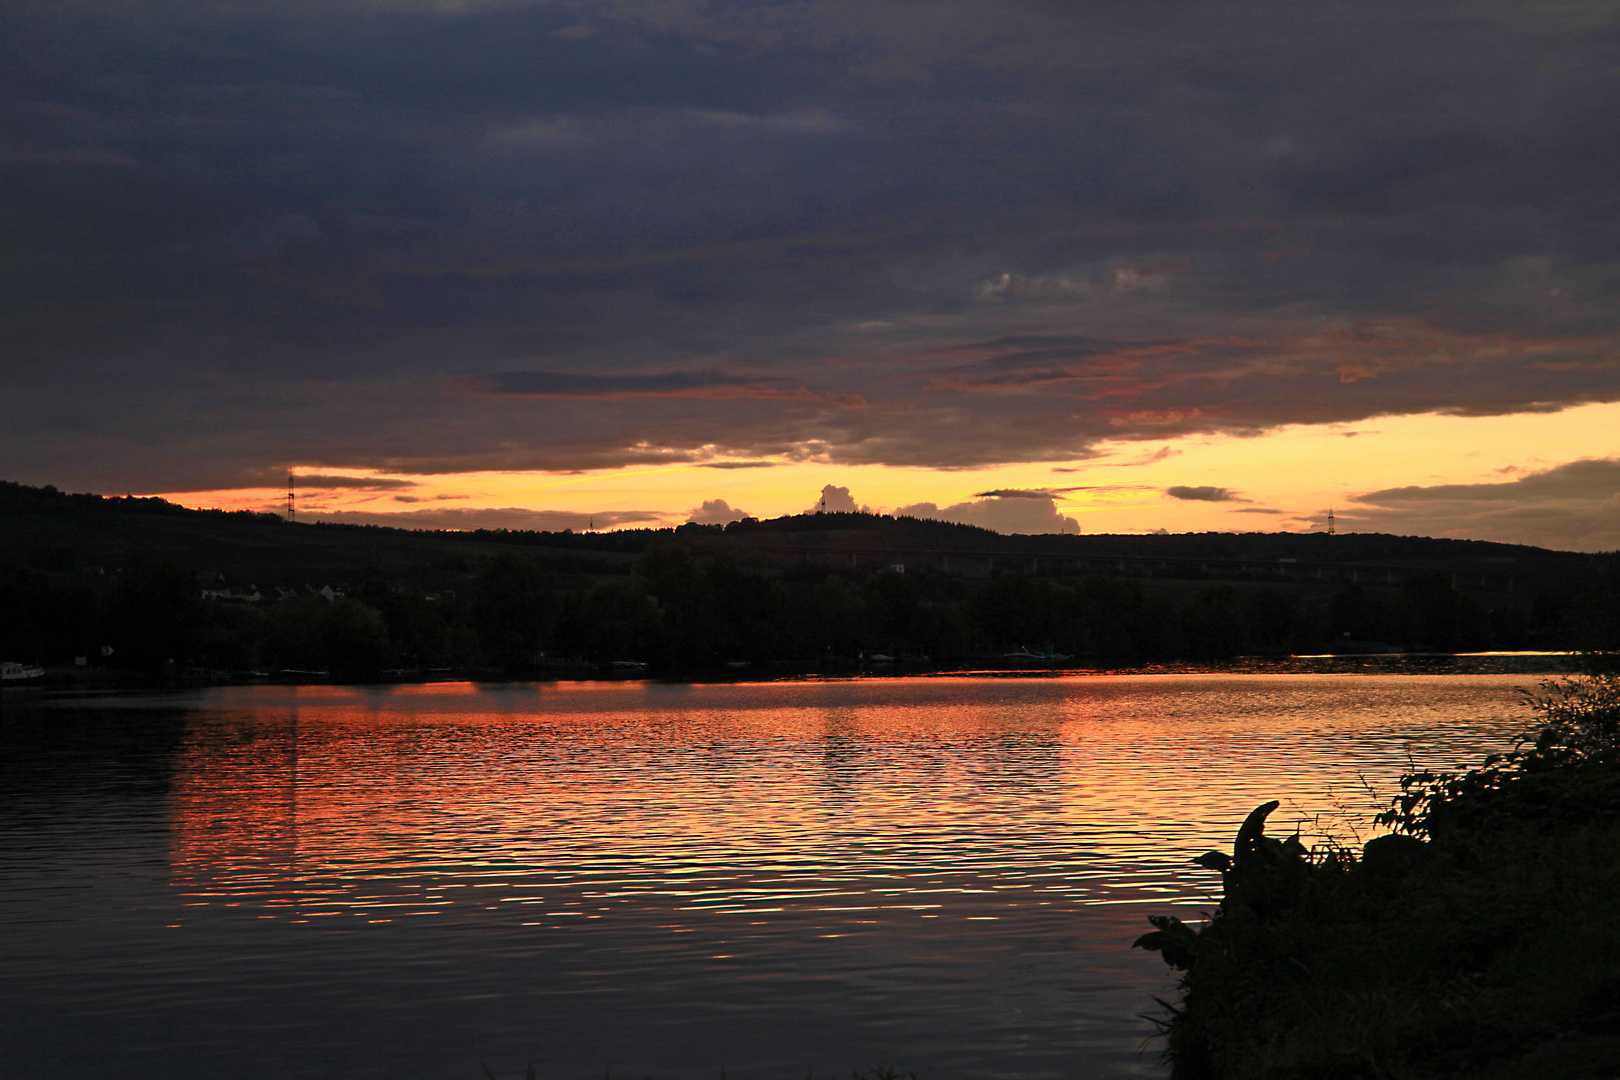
[1376,670,1620,840]
[1135,661,1620,1079]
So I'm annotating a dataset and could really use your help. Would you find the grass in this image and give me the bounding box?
[1137,667,1620,1079]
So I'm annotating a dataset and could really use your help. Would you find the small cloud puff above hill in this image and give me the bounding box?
[807,484,869,514]
[687,498,751,524]
[897,493,1079,535]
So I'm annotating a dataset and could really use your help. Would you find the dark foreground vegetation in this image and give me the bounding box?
[2,479,1615,679]
[1137,657,1620,1079]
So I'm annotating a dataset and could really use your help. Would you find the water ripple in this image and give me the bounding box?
[0,673,1530,1080]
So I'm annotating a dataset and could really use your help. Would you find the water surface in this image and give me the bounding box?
[0,674,1539,1079]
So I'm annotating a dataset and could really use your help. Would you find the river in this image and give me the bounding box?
[0,672,1547,1079]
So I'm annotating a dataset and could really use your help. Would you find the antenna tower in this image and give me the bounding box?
[1326,507,1336,536]
[287,470,296,520]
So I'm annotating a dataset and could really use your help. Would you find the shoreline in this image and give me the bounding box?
[3,651,1584,696]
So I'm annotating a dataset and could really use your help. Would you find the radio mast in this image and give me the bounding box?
[287,470,296,521]
[1326,507,1335,536]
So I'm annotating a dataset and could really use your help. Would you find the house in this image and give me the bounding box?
[201,584,263,602]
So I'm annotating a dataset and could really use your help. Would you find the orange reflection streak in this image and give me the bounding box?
[167,677,1527,926]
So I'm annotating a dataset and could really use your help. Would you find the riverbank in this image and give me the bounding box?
[2,651,1583,697]
[1137,667,1620,1079]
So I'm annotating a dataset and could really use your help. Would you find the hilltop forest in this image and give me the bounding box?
[2,481,1615,679]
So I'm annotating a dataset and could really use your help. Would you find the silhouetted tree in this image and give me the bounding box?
[1181,585,1248,658]
[862,570,918,647]
[107,557,202,671]
[638,541,721,668]
[354,577,445,668]
[1328,584,1393,643]
[709,562,788,664]
[558,577,663,663]
[195,601,268,671]
[0,567,99,663]
[320,598,393,679]
[805,575,867,658]
[1401,572,1462,651]
[1244,590,1297,652]
[266,598,328,671]
[969,576,1049,650]
[472,555,558,671]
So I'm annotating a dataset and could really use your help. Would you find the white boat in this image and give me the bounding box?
[2,661,45,682]
[1003,646,1073,662]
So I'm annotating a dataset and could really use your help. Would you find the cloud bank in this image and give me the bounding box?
[1345,458,1620,550]
[897,495,1080,535]
[2,0,1618,502]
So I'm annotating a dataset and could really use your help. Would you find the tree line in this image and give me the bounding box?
[2,542,1612,679]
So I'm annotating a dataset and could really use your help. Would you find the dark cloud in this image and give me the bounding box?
[387,490,470,503]
[290,474,416,491]
[700,461,779,470]
[971,488,1064,501]
[463,370,862,405]
[1054,446,1179,470]
[1344,458,1620,550]
[3,1,1619,490]
[170,471,417,493]
[1231,507,1283,514]
[1166,486,1244,502]
[1356,459,1620,505]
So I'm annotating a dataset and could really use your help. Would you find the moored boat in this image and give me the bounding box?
[1,661,45,683]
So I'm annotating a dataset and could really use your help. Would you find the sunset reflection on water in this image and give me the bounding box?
[5,674,1533,1080]
[167,676,1524,927]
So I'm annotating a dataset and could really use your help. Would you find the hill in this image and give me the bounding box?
[4,480,1593,592]
[2,479,1614,678]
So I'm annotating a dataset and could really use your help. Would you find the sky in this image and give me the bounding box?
[5,0,1619,549]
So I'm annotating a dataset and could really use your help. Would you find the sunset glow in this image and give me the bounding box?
[158,401,1620,548]
[8,1,1620,548]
